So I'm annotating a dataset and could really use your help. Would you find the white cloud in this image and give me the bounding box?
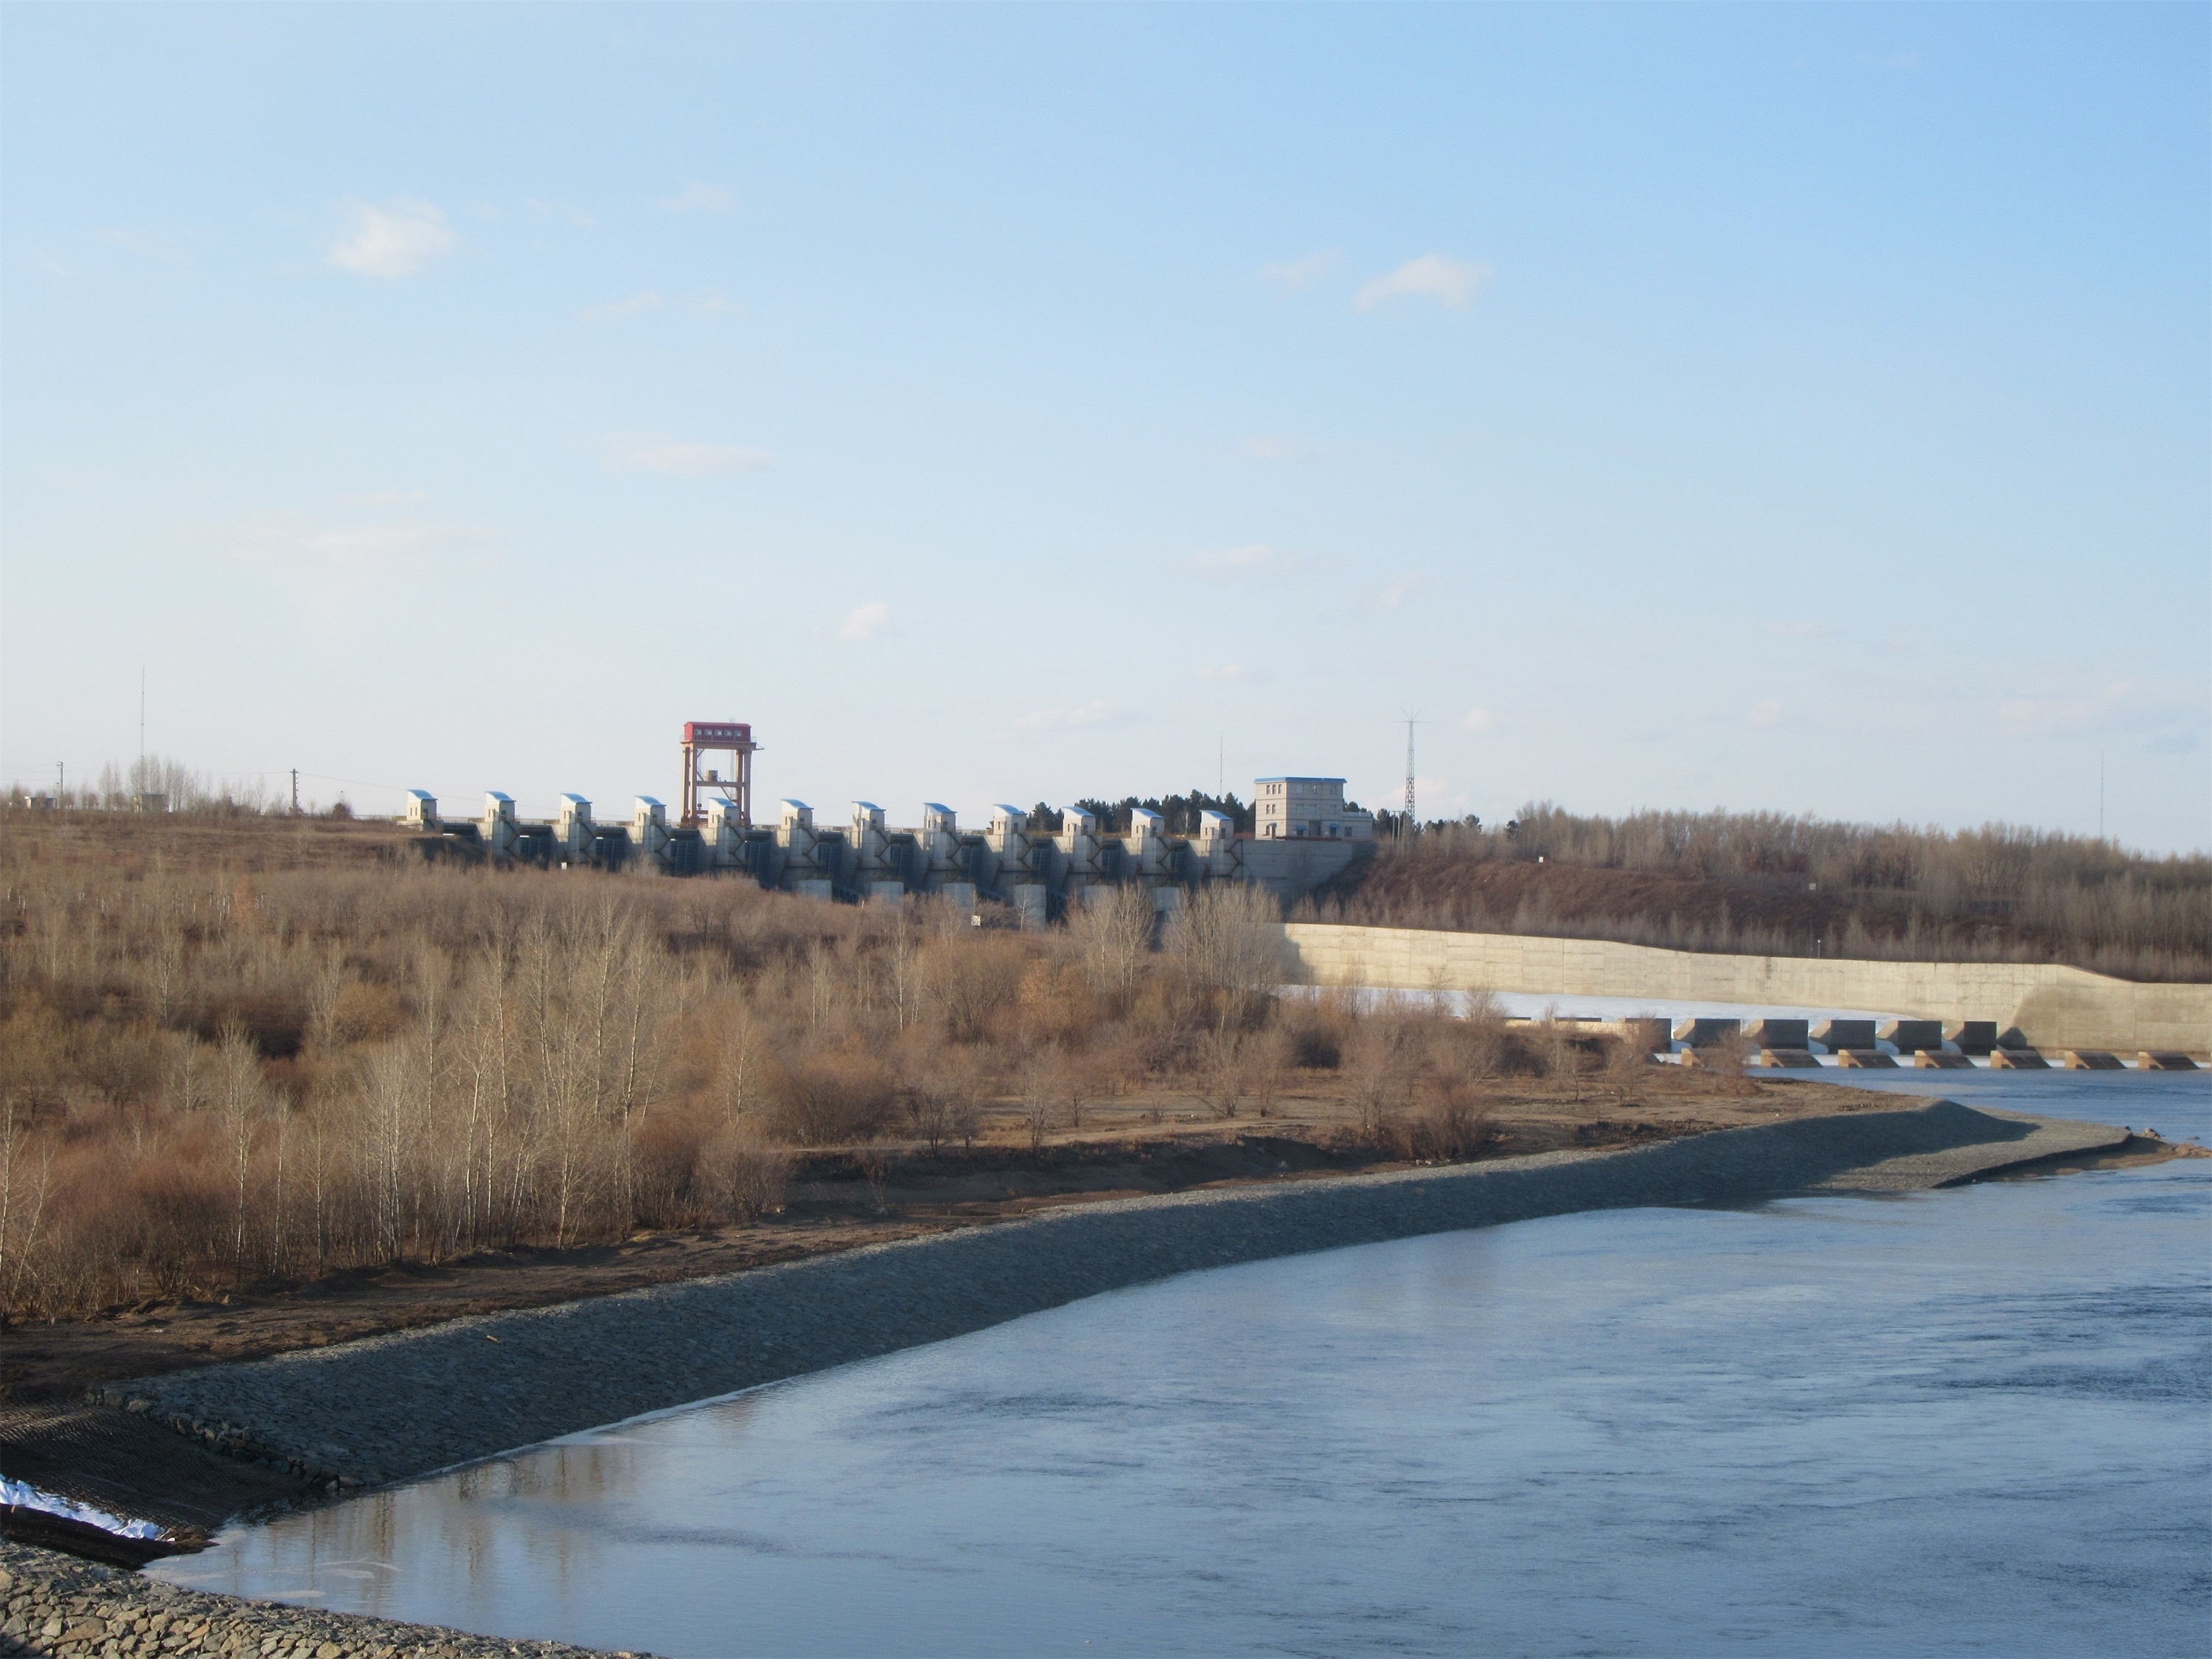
[658,183,736,214]
[1258,249,1340,292]
[1745,698,1784,728]
[578,291,665,322]
[327,199,459,279]
[97,228,188,265]
[835,602,892,643]
[1461,707,1497,734]
[1366,572,1428,611]
[1189,543,1320,579]
[1354,253,1492,313]
[597,434,776,477]
[1013,700,1114,731]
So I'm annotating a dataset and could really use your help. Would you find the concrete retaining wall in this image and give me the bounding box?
[1276,922,2211,1054]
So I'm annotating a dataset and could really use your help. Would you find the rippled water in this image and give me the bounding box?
[160,1074,2211,1657]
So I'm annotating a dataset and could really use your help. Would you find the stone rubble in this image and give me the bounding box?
[0,1543,641,1658]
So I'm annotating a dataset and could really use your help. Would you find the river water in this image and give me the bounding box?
[158,1074,2211,1657]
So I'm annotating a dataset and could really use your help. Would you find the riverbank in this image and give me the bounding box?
[0,1069,1885,1534]
[94,1102,2123,1500]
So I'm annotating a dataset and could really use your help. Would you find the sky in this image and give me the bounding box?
[4,4,2207,851]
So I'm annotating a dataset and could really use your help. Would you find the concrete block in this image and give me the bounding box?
[1837,1050,1899,1068]
[1945,1020,1998,1056]
[1812,1019,1876,1052]
[2061,1049,2124,1070]
[1990,1047,2049,1069]
[932,881,978,914]
[865,881,905,909]
[790,879,834,903]
[2138,1051,2200,1071]
[1753,1048,1821,1068]
[1742,1018,1809,1050]
[1672,1017,1742,1049]
[1878,1019,1944,1053]
[1996,1027,2034,1051]
[1913,1051,1975,1069]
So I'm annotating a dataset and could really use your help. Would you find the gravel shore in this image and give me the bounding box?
[0,1543,637,1659]
[98,1101,2118,1495]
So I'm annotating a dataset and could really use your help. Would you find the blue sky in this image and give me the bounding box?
[5,4,2206,849]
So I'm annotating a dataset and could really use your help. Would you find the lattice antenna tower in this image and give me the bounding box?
[1403,714,1419,837]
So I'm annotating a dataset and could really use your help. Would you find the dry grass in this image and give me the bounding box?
[0,815,1628,1324]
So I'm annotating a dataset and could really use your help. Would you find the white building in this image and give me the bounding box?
[1253,776,1374,841]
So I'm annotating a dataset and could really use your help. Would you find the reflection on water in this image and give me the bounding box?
[159,1075,2211,1657]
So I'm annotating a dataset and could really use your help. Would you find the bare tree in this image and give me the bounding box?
[1166,883,1284,1032]
[1195,1029,1247,1121]
[1251,1023,1293,1117]
[1057,1047,1096,1131]
[216,1026,268,1283]
[1343,1023,1412,1138]
[1019,1049,1058,1155]
[1067,885,1155,1000]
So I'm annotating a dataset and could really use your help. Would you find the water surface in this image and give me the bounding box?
[161,1074,2211,1656]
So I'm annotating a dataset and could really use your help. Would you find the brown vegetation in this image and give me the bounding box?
[0,814,1704,1338]
[1309,805,2212,981]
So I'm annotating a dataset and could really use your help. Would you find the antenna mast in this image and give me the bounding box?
[1402,714,1419,836]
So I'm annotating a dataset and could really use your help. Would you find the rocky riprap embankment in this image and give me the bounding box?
[100,1102,2121,1494]
[0,1543,639,1658]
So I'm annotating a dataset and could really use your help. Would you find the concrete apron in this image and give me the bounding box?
[101,1104,2124,1499]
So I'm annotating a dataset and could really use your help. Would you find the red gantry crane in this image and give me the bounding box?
[680,721,759,828]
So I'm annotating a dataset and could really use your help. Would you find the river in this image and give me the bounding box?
[156,1072,2211,1656]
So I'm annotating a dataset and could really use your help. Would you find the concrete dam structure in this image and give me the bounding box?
[405,789,1370,919]
[1274,922,2212,1057]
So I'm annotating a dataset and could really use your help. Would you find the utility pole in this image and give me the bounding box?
[139,667,146,786]
[291,769,301,815]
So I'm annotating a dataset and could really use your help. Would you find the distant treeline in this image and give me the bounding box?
[7,757,330,818]
[1305,803,2212,982]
